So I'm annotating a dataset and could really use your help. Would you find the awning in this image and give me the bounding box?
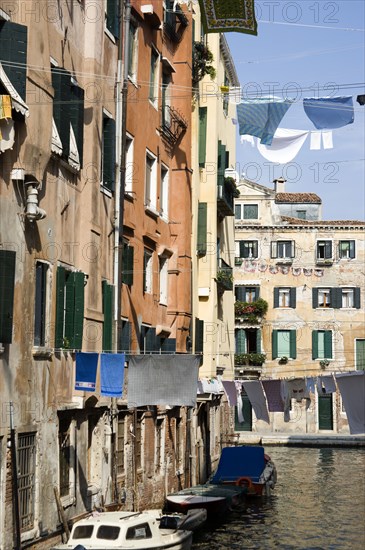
[51,118,62,156]
[0,118,15,153]
[0,62,29,117]
[68,123,80,171]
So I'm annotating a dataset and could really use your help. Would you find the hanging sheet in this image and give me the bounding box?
[242,380,270,423]
[335,372,365,435]
[198,0,257,35]
[303,96,354,129]
[100,353,125,397]
[236,97,293,145]
[256,128,309,163]
[75,352,98,392]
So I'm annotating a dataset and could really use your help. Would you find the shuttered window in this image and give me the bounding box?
[106,0,120,38]
[195,318,204,354]
[0,20,27,100]
[119,320,131,357]
[198,107,207,167]
[122,242,134,286]
[34,262,49,346]
[312,330,333,360]
[274,287,296,308]
[55,267,84,350]
[197,202,207,256]
[102,113,116,191]
[339,240,355,259]
[235,329,246,353]
[316,240,332,259]
[102,281,113,352]
[0,250,16,344]
[272,329,296,359]
[239,240,258,259]
[235,286,260,302]
[217,140,226,188]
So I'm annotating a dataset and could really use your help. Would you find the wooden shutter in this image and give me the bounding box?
[197,202,207,256]
[55,266,66,348]
[271,242,277,258]
[290,287,296,308]
[290,241,295,258]
[161,338,176,352]
[122,243,134,285]
[198,107,207,167]
[354,287,361,309]
[195,318,204,354]
[312,330,318,359]
[0,250,16,344]
[331,288,342,309]
[34,262,47,346]
[119,321,131,355]
[272,330,278,359]
[102,281,113,352]
[324,331,332,359]
[102,116,116,191]
[52,68,72,159]
[273,288,279,308]
[325,241,332,259]
[217,140,226,187]
[235,286,246,301]
[0,21,27,99]
[256,329,261,353]
[70,83,84,168]
[312,288,319,309]
[106,0,120,38]
[146,327,156,352]
[349,240,355,259]
[254,286,260,300]
[235,329,246,353]
[290,330,296,359]
[71,271,84,350]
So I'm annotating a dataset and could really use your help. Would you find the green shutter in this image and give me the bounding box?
[273,288,279,308]
[331,288,342,309]
[235,286,246,301]
[354,287,361,309]
[70,83,84,168]
[197,202,207,256]
[161,338,176,352]
[198,107,207,167]
[325,241,332,259]
[73,272,85,350]
[324,331,332,359]
[195,318,204,353]
[236,329,246,354]
[312,288,319,308]
[217,141,226,187]
[290,287,296,308]
[256,329,261,353]
[272,330,278,359]
[290,330,297,359]
[55,267,66,348]
[106,0,120,38]
[102,281,113,352]
[119,321,131,355]
[102,116,116,191]
[349,240,355,259]
[356,339,365,370]
[312,330,318,360]
[0,250,16,344]
[146,327,156,352]
[254,286,260,300]
[0,21,27,99]
[122,244,134,286]
[52,68,72,159]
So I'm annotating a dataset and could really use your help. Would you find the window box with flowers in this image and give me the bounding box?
[235,353,266,367]
[235,298,268,324]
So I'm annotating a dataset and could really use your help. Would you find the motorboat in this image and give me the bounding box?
[209,445,277,496]
[50,509,193,550]
[158,507,207,531]
[166,484,246,516]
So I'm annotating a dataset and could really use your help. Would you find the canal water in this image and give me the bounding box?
[191,447,365,550]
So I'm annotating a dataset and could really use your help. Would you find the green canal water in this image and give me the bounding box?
[191,447,365,550]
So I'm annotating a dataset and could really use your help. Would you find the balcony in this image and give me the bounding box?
[160,105,187,147]
[235,353,266,378]
[316,257,333,266]
[235,298,268,325]
[163,5,188,43]
[217,177,239,219]
[216,258,233,292]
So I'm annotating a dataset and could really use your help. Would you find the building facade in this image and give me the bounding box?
[234,178,365,434]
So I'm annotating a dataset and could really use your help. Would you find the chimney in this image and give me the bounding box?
[273,177,286,194]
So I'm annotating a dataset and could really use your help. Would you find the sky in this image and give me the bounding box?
[225,0,365,220]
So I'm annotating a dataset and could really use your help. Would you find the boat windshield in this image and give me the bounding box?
[73,525,93,539]
[126,523,153,540]
[96,525,121,540]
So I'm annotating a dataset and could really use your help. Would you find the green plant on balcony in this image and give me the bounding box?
[224,176,240,197]
[279,356,288,364]
[192,41,216,84]
[235,353,266,367]
[235,298,268,324]
[216,269,233,287]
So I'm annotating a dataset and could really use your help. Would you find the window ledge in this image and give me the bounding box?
[104,27,116,43]
[128,75,139,88]
[275,259,293,264]
[145,204,159,218]
[316,259,333,265]
[32,347,53,359]
[100,184,113,198]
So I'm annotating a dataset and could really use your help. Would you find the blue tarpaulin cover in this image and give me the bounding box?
[210,446,265,483]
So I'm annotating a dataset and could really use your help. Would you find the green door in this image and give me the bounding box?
[318,394,333,430]
[356,339,365,370]
[235,391,252,431]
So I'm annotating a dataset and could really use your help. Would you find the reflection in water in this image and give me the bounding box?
[191,447,365,550]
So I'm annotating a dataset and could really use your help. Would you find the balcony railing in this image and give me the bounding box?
[217,177,239,219]
[235,353,266,367]
[216,258,233,292]
[163,5,188,42]
[160,105,187,146]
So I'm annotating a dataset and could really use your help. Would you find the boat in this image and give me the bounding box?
[209,445,277,497]
[158,508,207,531]
[166,483,246,516]
[50,509,193,550]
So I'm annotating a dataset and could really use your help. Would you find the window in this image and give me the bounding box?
[140,325,156,353]
[149,47,159,105]
[243,204,258,219]
[125,134,134,194]
[162,71,172,128]
[102,281,113,352]
[195,318,204,354]
[55,267,85,350]
[117,413,126,476]
[313,287,360,309]
[119,319,131,355]
[342,288,354,308]
[271,240,295,259]
[198,107,207,167]
[235,286,260,303]
[197,202,207,256]
[238,240,258,259]
[0,20,28,102]
[274,287,296,308]
[160,165,169,219]
[155,417,164,472]
[223,73,229,116]
[145,150,157,212]
[101,111,116,191]
[34,262,50,347]
[356,339,365,370]
[96,525,120,540]
[105,0,119,39]
[0,250,16,344]
[126,523,152,540]
[339,240,355,259]
[316,240,332,261]
[52,67,84,169]
[317,288,331,308]
[235,328,261,354]
[159,255,169,305]
[18,433,36,531]
[143,250,153,294]
[272,329,296,359]
[312,330,333,360]
[122,242,134,286]
[163,0,188,42]
[128,21,138,81]
[296,210,306,219]
[58,415,75,501]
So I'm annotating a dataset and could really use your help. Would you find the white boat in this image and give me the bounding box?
[51,509,193,550]
[158,508,207,531]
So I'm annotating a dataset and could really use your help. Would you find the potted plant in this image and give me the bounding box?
[192,41,216,84]
[320,358,330,369]
[279,356,288,364]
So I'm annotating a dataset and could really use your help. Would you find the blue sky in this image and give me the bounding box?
[226,0,365,220]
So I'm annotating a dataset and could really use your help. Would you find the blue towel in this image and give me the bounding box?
[236,97,293,145]
[100,353,125,397]
[75,352,98,392]
[303,96,354,129]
